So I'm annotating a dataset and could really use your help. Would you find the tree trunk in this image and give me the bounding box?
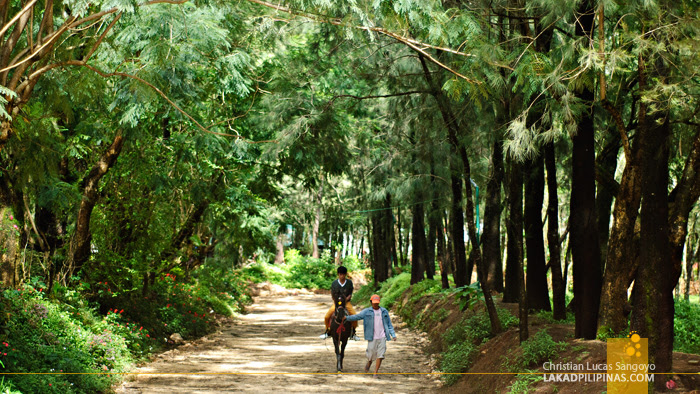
[685,230,697,301]
[396,207,404,266]
[402,210,410,267]
[571,0,602,339]
[598,145,644,334]
[312,179,323,259]
[483,140,504,293]
[67,131,125,277]
[410,202,427,284]
[524,153,550,311]
[274,232,285,264]
[158,201,210,281]
[630,112,672,389]
[390,211,399,269]
[444,214,455,279]
[595,127,622,266]
[669,128,700,290]
[464,153,503,334]
[418,54,468,287]
[426,190,439,280]
[450,174,468,287]
[503,157,523,303]
[545,143,565,320]
[371,196,392,285]
[437,211,449,289]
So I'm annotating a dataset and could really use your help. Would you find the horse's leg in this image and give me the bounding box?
[333,336,342,372]
[339,333,349,371]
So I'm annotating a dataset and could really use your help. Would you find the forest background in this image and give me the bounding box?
[1,0,699,392]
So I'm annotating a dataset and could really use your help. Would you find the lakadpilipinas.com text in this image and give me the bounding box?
[542,362,655,383]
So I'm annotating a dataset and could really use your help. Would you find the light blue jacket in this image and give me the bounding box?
[345,306,396,341]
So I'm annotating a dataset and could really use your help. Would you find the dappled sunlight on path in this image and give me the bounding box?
[117,294,440,393]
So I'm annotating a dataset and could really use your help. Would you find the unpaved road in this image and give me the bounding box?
[117,294,442,393]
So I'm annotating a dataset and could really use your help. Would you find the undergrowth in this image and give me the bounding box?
[0,265,249,393]
[673,299,700,354]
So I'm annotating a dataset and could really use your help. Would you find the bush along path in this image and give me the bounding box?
[116,292,441,393]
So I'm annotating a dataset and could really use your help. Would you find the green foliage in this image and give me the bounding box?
[452,282,484,311]
[0,85,17,120]
[439,341,478,386]
[519,330,567,368]
[351,280,377,305]
[0,285,133,393]
[443,313,491,347]
[596,325,629,341]
[535,310,575,325]
[282,250,337,289]
[373,273,412,308]
[239,249,345,290]
[430,308,449,323]
[407,279,443,304]
[507,371,544,394]
[443,308,518,348]
[0,268,249,393]
[340,254,365,272]
[674,299,700,354]
[0,377,21,394]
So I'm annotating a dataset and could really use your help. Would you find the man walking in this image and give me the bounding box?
[345,294,397,378]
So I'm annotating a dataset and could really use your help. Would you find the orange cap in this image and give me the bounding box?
[370,294,380,303]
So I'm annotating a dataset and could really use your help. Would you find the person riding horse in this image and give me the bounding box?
[320,266,359,340]
[329,293,353,372]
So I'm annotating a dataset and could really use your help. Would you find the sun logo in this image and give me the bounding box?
[625,331,643,358]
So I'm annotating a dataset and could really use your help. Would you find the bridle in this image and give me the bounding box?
[333,297,348,333]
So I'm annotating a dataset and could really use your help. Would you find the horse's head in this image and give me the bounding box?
[333,295,347,322]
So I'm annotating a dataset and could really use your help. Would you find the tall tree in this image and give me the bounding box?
[545,142,566,320]
[524,153,550,311]
[483,139,504,293]
[570,0,602,339]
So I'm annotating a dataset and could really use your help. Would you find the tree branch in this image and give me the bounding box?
[83,12,122,62]
[324,90,429,110]
[0,0,37,41]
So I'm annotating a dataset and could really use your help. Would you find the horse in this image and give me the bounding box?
[329,295,352,372]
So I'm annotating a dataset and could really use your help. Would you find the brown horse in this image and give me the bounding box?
[329,295,352,372]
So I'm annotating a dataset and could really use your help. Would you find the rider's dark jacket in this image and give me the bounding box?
[331,279,353,301]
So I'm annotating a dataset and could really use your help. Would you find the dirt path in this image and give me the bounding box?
[117,294,442,393]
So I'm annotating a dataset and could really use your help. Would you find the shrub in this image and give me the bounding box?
[430,308,449,323]
[1,285,133,393]
[284,254,336,289]
[340,255,365,271]
[352,281,377,306]
[443,308,517,348]
[239,249,340,290]
[452,282,484,310]
[375,273,411,308]
[507,371,544,393]
[408,279,443,304]
[439,342,478,386]
[674,299,700,354]
[520,330,567,367]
